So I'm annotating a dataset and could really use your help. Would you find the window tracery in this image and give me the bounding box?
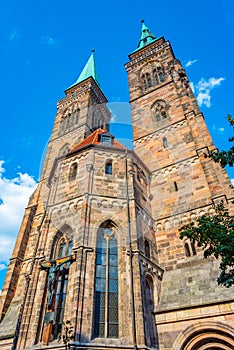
[48,230,73,341]
[59,104,80,135]
[141,62,166,92]
[93,222,118,339]
[153,100,168,122]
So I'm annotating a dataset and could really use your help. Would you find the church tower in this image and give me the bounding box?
[0,21,234,350]
[125,21,234,349]
[0,49,162,350]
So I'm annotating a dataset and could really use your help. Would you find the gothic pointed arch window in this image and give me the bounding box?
[141,62,166,92]
[93,222,119,339]
[141,73,148,90]
[157,66,165,82]
[153,65,165,84]
[153,100,168,122]
[153,68,159,85]
[146,73,152,87]
[41,228,73,342]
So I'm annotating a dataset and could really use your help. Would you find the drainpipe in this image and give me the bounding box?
[125,150,138,350]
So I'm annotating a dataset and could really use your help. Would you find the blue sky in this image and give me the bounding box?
[0,0,234,289]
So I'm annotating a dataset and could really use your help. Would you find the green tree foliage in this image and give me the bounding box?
[207,114,234,167]
[180,114,234,287]
[179,202,234,287]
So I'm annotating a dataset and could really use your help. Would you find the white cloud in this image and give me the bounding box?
[185,59,198,67]
[0,160,5,174]
[9,30,19,41]
[190,81,195,93]
[194,77,225,108]
[41,36,56,46]
[0,263,7,271]
[0,161,37,263]
[231,179,234,187]
[212,124,225,134]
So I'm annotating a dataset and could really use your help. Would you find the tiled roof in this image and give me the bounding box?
[70,128,126,153]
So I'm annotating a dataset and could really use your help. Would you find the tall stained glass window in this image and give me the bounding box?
[51,235,73,340]
[93,225,118,338]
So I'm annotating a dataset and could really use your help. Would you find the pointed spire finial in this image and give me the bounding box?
[68,50,100,89]
[134,20,157,52]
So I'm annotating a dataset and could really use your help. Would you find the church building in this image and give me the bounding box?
[0,21,234,350]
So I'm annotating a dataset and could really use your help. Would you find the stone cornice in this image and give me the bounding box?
[125,40,171,70]
[57,78,107,110]
[133,117,187,144]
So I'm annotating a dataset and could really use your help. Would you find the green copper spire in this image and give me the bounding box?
[69,50,100,88]
[135,20,157,51]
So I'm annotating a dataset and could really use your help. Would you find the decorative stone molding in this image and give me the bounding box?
[153,203,218,232]
[151,156,199,178]
[139,255,164,281]
[173,321,234,350]
[133,117,188,145]
[126,41,170,69]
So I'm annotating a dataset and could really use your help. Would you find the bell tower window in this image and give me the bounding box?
[141,63,166,92]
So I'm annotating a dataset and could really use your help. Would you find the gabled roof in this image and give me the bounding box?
[67,50,100,89]
[70,128,126,154]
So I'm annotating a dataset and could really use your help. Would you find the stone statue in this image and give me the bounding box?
[40,256,73,309]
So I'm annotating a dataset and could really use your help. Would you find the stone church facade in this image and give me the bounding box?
[0,21,234,350]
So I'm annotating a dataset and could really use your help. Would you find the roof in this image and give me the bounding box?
[132,20,158,53]
[70,128,126,153]
[67,50,100,89]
